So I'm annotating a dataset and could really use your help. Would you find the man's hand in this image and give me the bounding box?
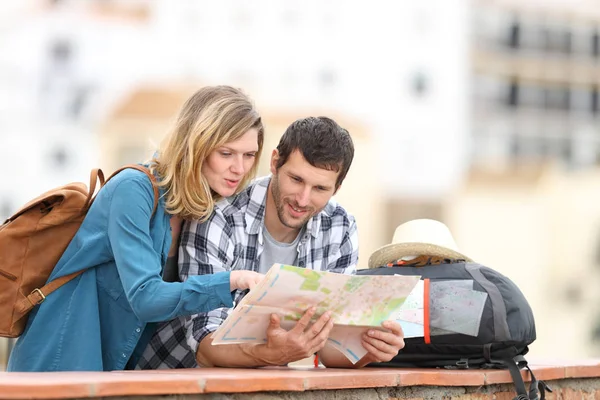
[318,320,405,368]
[359,320,404,365]
[263,307,334,365]
[229,270,264,292]
[195,307,334,368]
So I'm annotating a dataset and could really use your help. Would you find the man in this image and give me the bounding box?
[137,117,404,369]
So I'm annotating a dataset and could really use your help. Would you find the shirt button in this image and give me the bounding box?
[122,353,127,358]
[136,328,141,333]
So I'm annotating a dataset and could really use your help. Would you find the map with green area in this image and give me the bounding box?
[212,264,421,363]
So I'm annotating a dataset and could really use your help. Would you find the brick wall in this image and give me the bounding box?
[2,359,600,400]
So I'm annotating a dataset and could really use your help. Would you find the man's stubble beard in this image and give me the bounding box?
[271,174,313,230]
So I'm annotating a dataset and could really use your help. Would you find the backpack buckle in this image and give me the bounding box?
[29,288,46,305]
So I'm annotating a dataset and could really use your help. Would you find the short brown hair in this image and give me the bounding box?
[275,117,354,189]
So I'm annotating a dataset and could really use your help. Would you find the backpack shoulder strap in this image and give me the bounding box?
[16,165,161,318]
[105,164,159,215]
[82,168,105,211]
[492,355,552,400]
[16,271,84,316]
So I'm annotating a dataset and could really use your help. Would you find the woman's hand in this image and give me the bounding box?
[230,270,264,292]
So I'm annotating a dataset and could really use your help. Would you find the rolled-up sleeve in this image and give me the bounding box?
[107,177,233,323]
[185,306,234,353]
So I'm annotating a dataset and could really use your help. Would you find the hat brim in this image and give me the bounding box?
[368,242,473,269]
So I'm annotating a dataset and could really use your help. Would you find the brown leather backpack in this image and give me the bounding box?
[0,165,158,338]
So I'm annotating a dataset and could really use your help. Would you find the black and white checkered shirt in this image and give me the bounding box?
[136,176,358,369]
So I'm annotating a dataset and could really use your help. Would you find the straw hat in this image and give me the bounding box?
[368,219,472,269]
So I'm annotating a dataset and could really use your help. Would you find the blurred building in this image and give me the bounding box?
[100,86,193,170]
[382,0,600,360]
[101,87,386,263]
[450,0,600,359]
[2,0,600,368]
[471,0,600,169]
[448,163,600,359]
[0,0,153,218]
[0,0,470,243]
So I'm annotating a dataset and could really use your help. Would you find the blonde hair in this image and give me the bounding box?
[151,86,264,221]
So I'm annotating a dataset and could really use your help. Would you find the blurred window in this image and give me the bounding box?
[564,283,582,305]
[563,31,573,54]
[591,312,600,344]
[538,27,572,54]
[592,30,599,57]
[520,84,539,107]
[318,70,336,89]
[41,38,81,120]
[508,19,521,49]
[559,138,572,163]
[541,28,551,52]
[508,135,520,159]
[509,134,574,163]
[510,136,534,159]
[69,86,91,120]
[592,87,599,116]
[48,147,69,169]
[411,71,428,97]
[507,79,519,107]
[50,39,72,66]
[571,87,589,112]
[543,87,570,111]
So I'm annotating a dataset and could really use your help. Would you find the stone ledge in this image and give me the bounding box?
[0,359,598,399]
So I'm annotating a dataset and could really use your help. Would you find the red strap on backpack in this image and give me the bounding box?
[423,278,431,344]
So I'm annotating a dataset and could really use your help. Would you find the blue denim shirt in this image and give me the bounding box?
[8,168,233,371]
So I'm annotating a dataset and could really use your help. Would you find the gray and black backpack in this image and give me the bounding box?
[358,262,551,400]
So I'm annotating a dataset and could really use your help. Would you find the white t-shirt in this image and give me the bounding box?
[257,227,303,274]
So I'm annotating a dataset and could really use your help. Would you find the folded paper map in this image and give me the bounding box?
[211,264,421,363]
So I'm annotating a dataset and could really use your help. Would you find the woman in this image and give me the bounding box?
[8,86,265,371]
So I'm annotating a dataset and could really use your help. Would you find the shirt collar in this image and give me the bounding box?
[244,176,269,236]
